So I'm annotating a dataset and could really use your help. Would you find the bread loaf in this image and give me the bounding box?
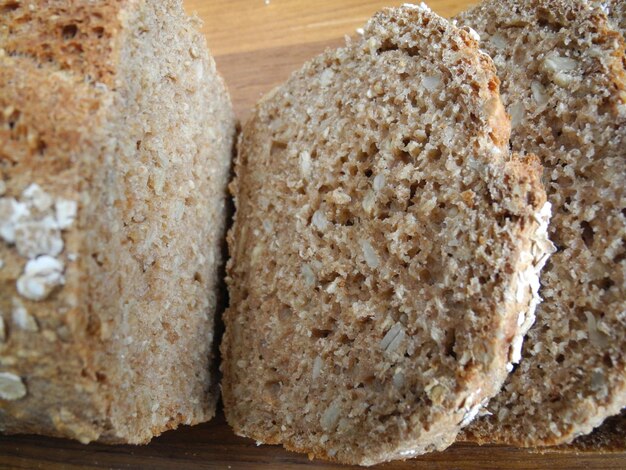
[222,4,551,465]
[0,0,235,443]
[456,0,626,446]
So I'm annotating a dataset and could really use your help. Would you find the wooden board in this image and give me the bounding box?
[0,1,623,469]
[192,0,472,120]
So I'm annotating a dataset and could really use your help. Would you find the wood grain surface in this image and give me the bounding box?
[0,1,623,469]
[190,0,473,119]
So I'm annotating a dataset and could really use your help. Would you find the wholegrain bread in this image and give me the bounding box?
[568,0,626,452]
[222,4,552,465]
[0,0,235,443]
[607,0,626,33]
[456,0,626,446]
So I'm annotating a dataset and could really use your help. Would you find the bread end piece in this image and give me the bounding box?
[0,0,235,444]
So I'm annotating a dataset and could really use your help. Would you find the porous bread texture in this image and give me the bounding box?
[456,0,626,446]
[606,0,626,34]
[0,0,235,443]
[222,4,550,465]
[570,0,626,453]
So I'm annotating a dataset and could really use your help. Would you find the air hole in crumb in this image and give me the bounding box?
[536,8,564,32]
[356,143,376,162]
[364,168,373,178]
[270,140,287,157]
[603,353,614,368]
[95,372,107,383]
[339,334,352,345]
[362,375,376,385]
[263,381,281,399]
[312,328,333,339]
[91,253,104,267]
[393,147,411,165]
[377,39,399,54]
[62,24,78,40]
[379,287,394,301]
[407,244,420,258]
[444,329,457,359]
[136,140,142,150]
[4,108,20,129]
[426,147,442,162]
[318,184,331,194]
[596,277,614,291]
[478,276,488,285]
[2,2,19,13]
[419,269,433,285]
[556,354,565,364]
[92,26,105,38]
[581,221,594,248]
[37,139,47,156]
[193,272,203,283]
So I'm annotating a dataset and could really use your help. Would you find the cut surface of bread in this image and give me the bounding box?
[222,4,551,465]
[607,0,626,34]
[456,0,626,446]
[0,0,235,443]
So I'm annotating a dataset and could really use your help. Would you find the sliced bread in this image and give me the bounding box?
[0,0,235,443]
[456,0,626,446]
[222,4,551,465]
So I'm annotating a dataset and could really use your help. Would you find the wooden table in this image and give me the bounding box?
[0,1,624,469]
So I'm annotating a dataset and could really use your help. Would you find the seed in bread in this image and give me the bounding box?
[222,4,552,465]
[456,0,626,446]
[0,0,235,443]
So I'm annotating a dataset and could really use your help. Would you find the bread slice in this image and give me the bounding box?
[571,0,626,452]
[222,4,551,465]
[0,0,235,443]
[456,0,626,446]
